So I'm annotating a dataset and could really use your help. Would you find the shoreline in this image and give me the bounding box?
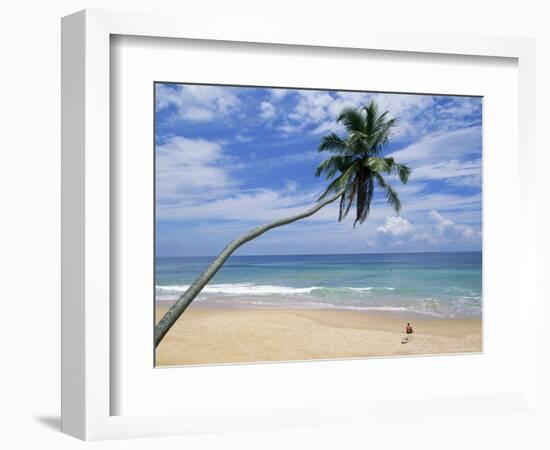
[155,299,482,321]
[155,305,482,367]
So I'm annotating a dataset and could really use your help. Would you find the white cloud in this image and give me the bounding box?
[156,84,241,122]
[259,101,277,120]
[376,216,412,236]
[400,191,481,216]
[285,180,299,192]
[433,97,481,121]
[388,126,482,187]
[270,89,289,101]
[360,93,434,138]
[412,158,481,186]
[377,95,481,140]
[156,136,237,207]
[158,188,481,255]
[288,91,334,123]
[155,139,329,223]
[367,208,482,251]
[429,210,456,233]
[167,211,383,256]
[389,126,481,164]
[277,122,306,134]
[282,91,354,135]
[276,90,440,138]
[268,90,481,150]
[412,210,481,245]
[158,184,329,222]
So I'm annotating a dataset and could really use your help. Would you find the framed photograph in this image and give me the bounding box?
[62,9,538,441]
[153,82,484,367]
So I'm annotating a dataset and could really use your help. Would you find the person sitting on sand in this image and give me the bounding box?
[402,323,413,343]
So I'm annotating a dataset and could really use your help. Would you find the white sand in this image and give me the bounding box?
[155,306,482,366]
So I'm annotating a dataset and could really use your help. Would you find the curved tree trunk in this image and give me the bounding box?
[155,191,344,347]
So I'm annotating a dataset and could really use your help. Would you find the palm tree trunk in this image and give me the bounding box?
[155,191,344,347]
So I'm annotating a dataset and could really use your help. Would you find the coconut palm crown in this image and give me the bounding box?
[315,101,411,226]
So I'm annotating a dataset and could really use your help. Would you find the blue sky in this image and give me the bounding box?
[155,83,482,256]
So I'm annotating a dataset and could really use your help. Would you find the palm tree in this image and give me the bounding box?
[314,101,411,226]
[155,100,410,347]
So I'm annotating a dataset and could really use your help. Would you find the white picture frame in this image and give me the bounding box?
[61,9,537,441]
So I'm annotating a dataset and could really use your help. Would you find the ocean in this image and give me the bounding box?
[155,252,482,319]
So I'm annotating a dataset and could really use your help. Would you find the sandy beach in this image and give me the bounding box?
[155,305,482,366]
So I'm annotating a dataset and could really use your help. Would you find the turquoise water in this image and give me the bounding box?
[156,252,482,319]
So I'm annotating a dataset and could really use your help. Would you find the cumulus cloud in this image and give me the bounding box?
[156,136,237,208]
[156,84,241,122]
[412,210,481,245]
[259,101,277,120]
[269,90,473,140]
[270,89,289,102]
[429,210,458,233]
[377,216,412,236]
[371,210,481,251]
[288,91,334,123]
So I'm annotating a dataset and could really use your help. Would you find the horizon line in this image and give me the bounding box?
[156,250,482,259]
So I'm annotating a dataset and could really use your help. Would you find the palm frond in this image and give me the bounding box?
[319,133,347,153]
[317,161,358,200]
[365,157,410,184]
[375,173,401,214]
[338,182,357,222]
[365,156,392,173]
[394,163,411,184]
[369,119,397,154]
[315,155,353,178]
[338,194,346,222]
[363,101,380,137]
[337,108,366,134]
[355,174,374,226]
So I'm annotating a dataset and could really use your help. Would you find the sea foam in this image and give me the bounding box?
[155,283,396,297]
